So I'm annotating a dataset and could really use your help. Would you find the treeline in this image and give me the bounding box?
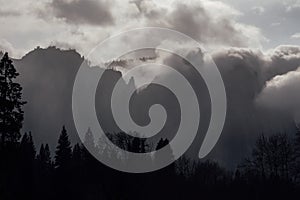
[1,52,300,200]
[1,126,300,200]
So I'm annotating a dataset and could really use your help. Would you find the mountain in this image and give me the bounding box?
[13,47,84,150]
[11,47,210,161]
[8,46,299,169]
[13,47,135,152]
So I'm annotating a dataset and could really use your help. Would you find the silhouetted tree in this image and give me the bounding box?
[248,134,267,179]
[130,137,147,153]
[72,143,83,164]
[194,160,228,186]
[20,132,36,162]
[83,127,97,155]
[38,143,52,171]
[295,125,300,182]
[175,155,196,178]
[241,133,296,181]
[0,53,26,200]
[19,132,36,199]
[71,144,84,176]
[0,52,26,144]
[53,126,73,199]
[35,143,54,200]
[154,138,174,167]
[39,144,44,157]
[295,125,300,159]
[54,126,72,169]
[156,138,168,149]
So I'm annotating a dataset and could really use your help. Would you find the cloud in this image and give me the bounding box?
[198,45,300,166]
[219,0,300,49]
[49,0,114,26]
[129,0,144,13]
[257,68,300,122]
[137,1,266,47]
[134,0,266,48]
[285,0,300,12]
[270,22,281,27]
[124,44,300,167]
[0,38,24,58]
[291,33,300,39]
[0,0,269,59]
[0,39,15,55]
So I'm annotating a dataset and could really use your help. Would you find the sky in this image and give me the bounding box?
[0,0,300,58]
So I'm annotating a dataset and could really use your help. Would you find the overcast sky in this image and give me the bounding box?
[0,0,300,58]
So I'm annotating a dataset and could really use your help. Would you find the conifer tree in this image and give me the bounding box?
[54,126,72,169]
[0,53,26,144]
[295,126,300,158]
[38,143,52,170]
[20,132,36,161]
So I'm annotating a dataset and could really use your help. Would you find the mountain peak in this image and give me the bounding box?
[21,46,83,61]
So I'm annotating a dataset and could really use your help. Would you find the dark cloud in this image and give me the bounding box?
[134,1,265,48]
[156,45,300,167]
[50,0,114,26]
[168,3,245,47]
[208,46,300,167]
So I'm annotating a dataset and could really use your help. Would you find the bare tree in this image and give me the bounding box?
[241,133,296,181]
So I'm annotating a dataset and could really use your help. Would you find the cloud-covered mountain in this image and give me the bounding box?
[10,45,300,169]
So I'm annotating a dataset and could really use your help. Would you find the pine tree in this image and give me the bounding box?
[20,132,29,147]
[295,125,300,181]
[39,144,45,158]
[36,143,53,200]
[72,143,83,163]
[154,138,174,167]
[156,138,168,150]
[54,126,72,169]
[20,132,36,161]
[38,143,52,169]
[28,132,36,158]
[18,132,36,199]
[84,127,96,155]
[0,53,26,144]
[44,144,51,165]
[295,125,300,158]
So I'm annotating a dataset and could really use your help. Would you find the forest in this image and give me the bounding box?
[1,52,300,200]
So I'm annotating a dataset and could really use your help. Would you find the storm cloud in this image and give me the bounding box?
[49,0,114,26]
[151,45,300,167]
[133,0,266,48]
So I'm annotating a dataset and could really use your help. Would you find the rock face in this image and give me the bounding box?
[13,47,84,150]
[13,47,131,151]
